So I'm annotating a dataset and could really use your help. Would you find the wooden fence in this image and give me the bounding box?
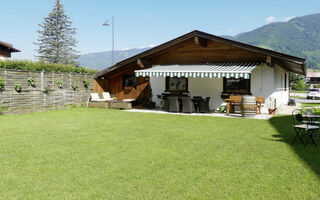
[0,69,94,114]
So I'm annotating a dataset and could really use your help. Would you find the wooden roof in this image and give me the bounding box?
[95,30,306,78]
[0,41,20,53]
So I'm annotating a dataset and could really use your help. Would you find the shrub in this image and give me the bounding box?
[313,84,320,88]
[0,60,97,74]
[292,79,308,90]
[0,77,4,90]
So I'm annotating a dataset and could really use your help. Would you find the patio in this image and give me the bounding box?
[125,108,273,120]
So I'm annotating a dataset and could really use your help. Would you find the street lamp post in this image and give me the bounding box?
[103,16,114,65]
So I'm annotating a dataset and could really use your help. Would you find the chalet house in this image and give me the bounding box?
[306,72,320,89]
[94,30,306,114]
[0,41,20,59]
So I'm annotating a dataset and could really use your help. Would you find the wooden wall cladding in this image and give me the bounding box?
[150,39,266,64]
[0,69,94,114]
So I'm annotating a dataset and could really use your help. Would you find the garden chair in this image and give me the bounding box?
[167,96,179,112]
[291,109,319,147]
[199,97,210,113]
[181,96,195,113]
[301,106,320,125]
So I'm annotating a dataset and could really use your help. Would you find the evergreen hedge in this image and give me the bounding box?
[0,60,97,74]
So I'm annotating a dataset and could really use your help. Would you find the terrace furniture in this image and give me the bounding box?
[87,101,109,108]
[90,93,106,102]
[167,96,179,112]
[102,92,114,101]
[225,96,264,115]
[199,97,210,113]
[225,95,242,114]
[256,97,265,114]
[292,109,319,147]
[181,96,195,113]
[192,96,203,113]
[109,101,132,109]
[123,98,136,103]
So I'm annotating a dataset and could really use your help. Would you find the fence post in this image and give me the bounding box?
[40,71,44,91]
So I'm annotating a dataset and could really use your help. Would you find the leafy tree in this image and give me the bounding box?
[292,79,308,90]
[35,0,79,64]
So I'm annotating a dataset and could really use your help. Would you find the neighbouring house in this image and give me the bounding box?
[94,30,306,114]
[305,72,320,89]
[0,41,20,59]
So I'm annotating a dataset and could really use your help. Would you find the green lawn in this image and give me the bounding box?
[0,108,320,199]
[302,103,320,107]
[291,90,307,93]
[289,95,306,99]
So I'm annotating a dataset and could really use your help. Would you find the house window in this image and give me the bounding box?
[166,77,188,92]
[123,75,136,88]
[223,77,250,94]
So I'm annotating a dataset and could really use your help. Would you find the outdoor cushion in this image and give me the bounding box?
[123,99,135,103]
[90,93,105,102]
[102,92,113,101]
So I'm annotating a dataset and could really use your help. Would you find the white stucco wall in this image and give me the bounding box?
[188,78,224,110]
[149,63,289,113]
[150,77,166,106]
[251,64,289,113]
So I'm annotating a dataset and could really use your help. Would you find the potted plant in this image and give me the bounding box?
[15,82,22,93]
[72,82,78,90]
[83,79,90,88]
[0,77,4,91]
[44,85,50,94]
[27,77,35,87]
[56,80,64,89]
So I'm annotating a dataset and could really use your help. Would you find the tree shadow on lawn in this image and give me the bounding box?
[269,115,320,178]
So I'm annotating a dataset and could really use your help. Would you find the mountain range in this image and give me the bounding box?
[78,13,320,70]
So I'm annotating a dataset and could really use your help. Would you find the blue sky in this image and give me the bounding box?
[2,0,320,60]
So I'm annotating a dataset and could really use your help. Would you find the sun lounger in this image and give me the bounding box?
[102,92,114,101]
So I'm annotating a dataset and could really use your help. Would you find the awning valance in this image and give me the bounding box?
[135,63,260,79]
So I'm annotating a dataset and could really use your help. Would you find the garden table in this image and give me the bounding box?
[301,114,320,146]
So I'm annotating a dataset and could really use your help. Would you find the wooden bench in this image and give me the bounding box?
[109,101,132,110]
[88,101,109,109]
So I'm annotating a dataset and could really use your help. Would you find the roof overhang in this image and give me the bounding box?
[0,41,20,53]
[95,30,306,78]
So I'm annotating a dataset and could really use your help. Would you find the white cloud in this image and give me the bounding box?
[227,28,233,33]
[266,16,277,23]
[283,16,296,22]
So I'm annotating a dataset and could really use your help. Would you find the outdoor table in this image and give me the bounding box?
[300,114,320,146]
[225,98,264,115]
[302,114,320,124]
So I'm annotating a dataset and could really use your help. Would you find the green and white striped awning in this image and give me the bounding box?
[135,63,260,79]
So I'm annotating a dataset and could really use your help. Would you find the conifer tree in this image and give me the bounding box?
[35,0,79,64]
